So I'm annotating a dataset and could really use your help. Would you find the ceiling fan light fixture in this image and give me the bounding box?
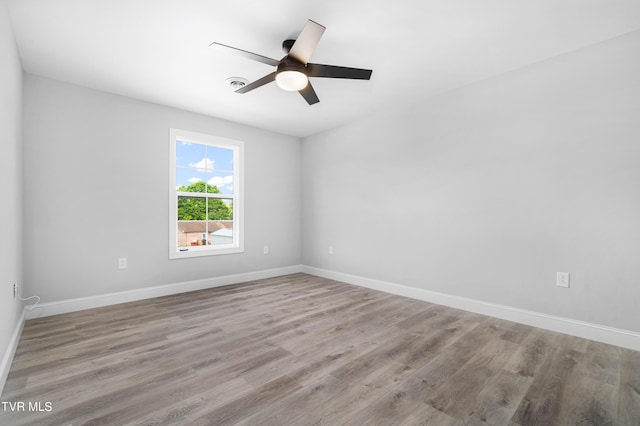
[275,70,308,91]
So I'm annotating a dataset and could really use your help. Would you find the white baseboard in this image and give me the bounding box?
[18,263,640,352]
[1,309,25,395]
[26,265,303,320]
[302,265,640,352]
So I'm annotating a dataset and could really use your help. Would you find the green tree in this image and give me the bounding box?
[177,182,232,220]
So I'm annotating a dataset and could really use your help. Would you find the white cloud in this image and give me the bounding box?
[189,157,215,171]
[187,177,203,184]
[208,175,233,188]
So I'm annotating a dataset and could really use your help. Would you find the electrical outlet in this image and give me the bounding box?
[556,272,570,288]
[118,258,128,269]
[263,245,269,255]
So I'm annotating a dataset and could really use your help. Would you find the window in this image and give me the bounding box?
[169,129,244,258]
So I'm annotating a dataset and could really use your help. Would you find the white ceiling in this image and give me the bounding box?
[7,0,640,137]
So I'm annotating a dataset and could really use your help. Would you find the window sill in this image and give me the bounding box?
[169,246,244,259]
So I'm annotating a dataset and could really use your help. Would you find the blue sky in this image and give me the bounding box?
[176,140,234,194]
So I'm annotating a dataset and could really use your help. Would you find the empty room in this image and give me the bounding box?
[1,0,640,424]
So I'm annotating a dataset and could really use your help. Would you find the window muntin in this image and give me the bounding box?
[169,129,243,258]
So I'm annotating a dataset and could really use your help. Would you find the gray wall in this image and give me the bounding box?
[0,0,24,363]
[23,75,302,303]
[302,30,640,333]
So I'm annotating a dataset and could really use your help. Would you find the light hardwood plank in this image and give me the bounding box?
[618,348,640,424]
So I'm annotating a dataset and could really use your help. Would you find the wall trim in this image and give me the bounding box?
[302,265,640,352]
[1,309,26,396]
[17,264,640,352]
[26,265,303,320]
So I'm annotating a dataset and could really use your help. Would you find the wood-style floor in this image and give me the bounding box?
[2,273,639,425]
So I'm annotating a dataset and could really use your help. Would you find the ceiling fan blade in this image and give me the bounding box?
[307,63,372,80]
[288,20,326,64]
[209,42,280,67]
[299,82,320,105]
[235,72,276,94]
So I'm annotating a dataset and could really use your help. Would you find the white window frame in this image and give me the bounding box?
[169,128,244,259]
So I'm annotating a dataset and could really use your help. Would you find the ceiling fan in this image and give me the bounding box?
[210,20,373,105]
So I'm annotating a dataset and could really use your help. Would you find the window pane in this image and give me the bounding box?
[209,220,233,246]
[176,167,206,192]
[208,198,232,221]
[177,195,206,220]
[177,221,207,247]
[175,140,206,168]
[207,146,234,174]
[206,172,234,195]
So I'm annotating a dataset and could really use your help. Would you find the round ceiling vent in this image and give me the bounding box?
[225,77,249,90]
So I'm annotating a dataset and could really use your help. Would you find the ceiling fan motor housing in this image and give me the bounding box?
[277,58,307,75]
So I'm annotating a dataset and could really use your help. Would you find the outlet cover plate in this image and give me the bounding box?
[556,272,570,288]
